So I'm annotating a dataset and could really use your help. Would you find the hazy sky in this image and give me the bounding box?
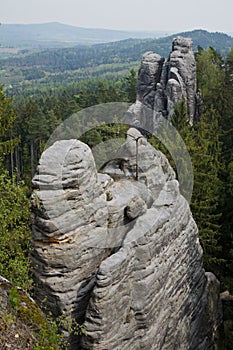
[2,0,233,33]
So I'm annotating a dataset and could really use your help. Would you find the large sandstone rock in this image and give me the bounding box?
[31,129,221,349]
[125,36,198,130]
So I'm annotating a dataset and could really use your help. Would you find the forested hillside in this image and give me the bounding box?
[1,29,233,98]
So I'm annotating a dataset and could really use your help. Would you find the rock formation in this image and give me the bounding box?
[31,127,221,349]
[221,291,233,347]
[125,36,199,129]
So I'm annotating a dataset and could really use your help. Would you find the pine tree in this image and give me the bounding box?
[218,48,233,291]
[124,68,137,103]
[195,46,233,291]
[190,108,222,271]
[170,96,223,273]
[25,100,50,177]
[0,168,31,290]
[0,87,31,290]
[0,86,19,175]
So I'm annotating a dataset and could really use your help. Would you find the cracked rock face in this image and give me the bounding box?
[31,129,221,350]
[125,36,199,130]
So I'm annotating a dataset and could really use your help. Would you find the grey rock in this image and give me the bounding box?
[31,132,221,350]
[168,37,197,121]
[0,276,11,312]
[221,290,233,321]
[137,52,165,108]
[125,36,199,130]
[126,195,147,219]
[102,127,176,198]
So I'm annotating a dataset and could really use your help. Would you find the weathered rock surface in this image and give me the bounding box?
[31,128,221,349]
[125,36,199,130]
[221,291,233,321]
[220,291,233,348]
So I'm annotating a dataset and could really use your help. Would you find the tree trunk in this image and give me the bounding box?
[15,145,21,181]
[30,141,34,178]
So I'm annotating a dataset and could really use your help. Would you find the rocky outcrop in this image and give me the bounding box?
[220,291,233,348]
[31,128,221,349]
[0,276,46,349]
[221,291,233,321]
[125,36,199,129]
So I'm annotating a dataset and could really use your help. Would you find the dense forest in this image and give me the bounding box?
[0,32,233,347]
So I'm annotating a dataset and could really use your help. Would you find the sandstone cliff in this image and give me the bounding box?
[31,128,221,349]
[125,36,200,129]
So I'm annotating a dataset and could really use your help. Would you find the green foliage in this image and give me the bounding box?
[217,47,233,292]
[170,97,224,276]
[148,94,224,275]
[226,47,233,84]
[106,191,113,201]
[6,75,135,180]
[2,284,85,350]
[0,87,15,138]
[0,86,18,155]
[2,29,232,97]
[189,108,223,271]
[195,46,225,114]
[1,280,87,350]
[0,169,32,290]
[9,286,20,313]
[166,47,233,291]
[1,32,233,348]
[171,98,189,129]
[149,99,193,201]
[32,305,87,350]
[34,319,64,350]
[124,68,137,103]
[1,38,233,298]
[17,293,64,350]
[0,87,32,290]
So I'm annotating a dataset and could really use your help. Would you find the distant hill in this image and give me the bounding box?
[0,22,169,48]
[1,29,232,71]
[174,29,233,54]
[1,29,233,94]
